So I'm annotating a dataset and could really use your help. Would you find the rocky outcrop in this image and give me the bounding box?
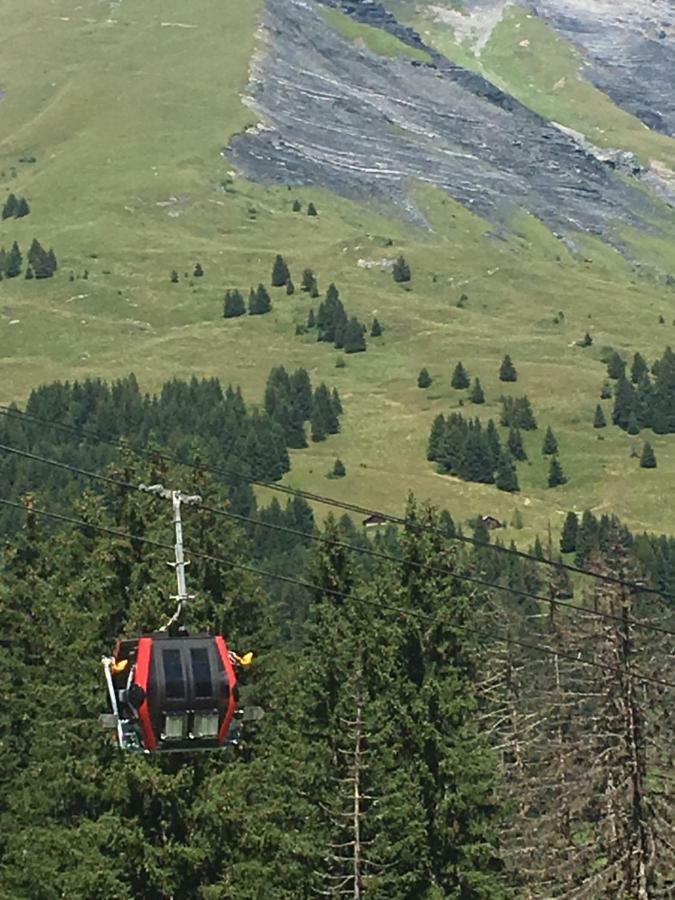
[228,0,663,241]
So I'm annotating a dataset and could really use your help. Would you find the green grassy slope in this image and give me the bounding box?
[2,0,675,546]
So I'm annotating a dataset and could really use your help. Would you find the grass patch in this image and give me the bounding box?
[318,5,432,63]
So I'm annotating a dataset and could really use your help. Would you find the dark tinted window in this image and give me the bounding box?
[191,648,212,698]
[162,648,184,698]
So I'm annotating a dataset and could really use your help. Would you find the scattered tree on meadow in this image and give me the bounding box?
[15,197,30,218]
[292,199,302,212]
[606,350,626,380]
[24,266,33,280]
[418,368,432,389]
[2,193,18,219]
[640,441,657,468]
[631,351,648,384]
[547,455,567,487]
[560,510,578,553]
[507,425,527,461]
[223,289,246,318]
[285,278,295,296]
[627,412,640,435]
[392,255,411,283]
[541,425,558,455]
[248,284,272,315]
[470,377,485,404]
[271,254,290,287]
[5,241,22,278]
[600,381,612,399]
[307,308,316,329]
[593,404,607,428]
[344,317,366,354]
[307,202,318,216]
[499,354,518,382]
[370,317,382,337]
[495,450,519,492]
[500,395,537,430]
[170,270,179,283]
[451,361,470,390]
[332,458,346,478]
[193,262,204,277]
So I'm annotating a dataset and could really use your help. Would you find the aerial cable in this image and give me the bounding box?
[2,495,675,691]
[1,441,674,639]
[0,404,669,600]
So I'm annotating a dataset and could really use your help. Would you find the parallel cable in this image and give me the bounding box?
[2,496,675,691]
[0,403,670,601]
[2,441,674,639]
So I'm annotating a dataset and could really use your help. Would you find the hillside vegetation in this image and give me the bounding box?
[2,0,675,547]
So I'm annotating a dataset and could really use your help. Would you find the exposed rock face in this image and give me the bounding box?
[229,0,661,239]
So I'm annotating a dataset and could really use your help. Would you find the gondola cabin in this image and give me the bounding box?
[103,631,239,753]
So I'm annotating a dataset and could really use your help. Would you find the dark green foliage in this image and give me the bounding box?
[547,455,567,487]
[427,414,446,460]
[495,450,519,492]
[370,317,382,337]
[601,381,612,400]
[640,442,657,468]
[290,367,314,420]
[2,192,18,219]
[5,240,22,278]
[470,377,485,404]
[578,332,593,347]
[286,277,295,296]
[311,406,327,442]
[331,387,343,416]
[392,254,411,283]
[193,261,204,277]
[307,201,318,216]
[499,354,518,382]
[24,265,33,280]
[27,238,57,279]
[271,253,290,286]
[248,283,272,315]
[593,404,607,428]
[418,367,432,388]
[223,289,246,318]
[15,196,30,218]
[428,413,512,486]
[500,395,537,430]
[507,426,527,461]
[606,350,626,380]
[451,361,470,390]
[626,412,640,435]
[331,458,346,477]
[344,317,366,354]
[542,425,558,455]
[301,268,317,293]
[292,199,302,212]
[313,383,340,434]
[170,269,179,283]
[631,352,648,384]
[307,308,316,329]
[612,375,636,430]
[560,511,579,553]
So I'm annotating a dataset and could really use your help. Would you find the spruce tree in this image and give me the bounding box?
[15,196,30,218]
[331,458,346,478]
[255,284,271,314]
[606,350,626,380]
[507,426,527,461]
[292,199,302,212]
[451,361,470,390]
[392,255,411,283]
[271,254,290,287]
[495,449,519,492]
[170,269,179,283]
[5,241,22,278]
[307,202,318,216]
[600,381,612,400]
[547,455,567,487]
[290,367,313,420]
[311,407,327,442]
[46,248,57,273]
[593,404,607,428]
[301,268,316,293]
[307,308,316,328]
[193,261,204,277]
[24,265,34,280]
[2,193,18,219]
[470,377,485,404]
[640,442,657,468]
[560,511,578,553]
[247,286,258,315]
[344,317,366,353]
[331,387,343,416]
[631,352,648,384]
[499,354,518,382]
[285,278,295,296]
[427,414,446,461]
[612,375,637,430]
[542,425,558,455]
[626,412,640,435]
[370,317,382,337]
[223,289,246,318]
[417,368,432,389]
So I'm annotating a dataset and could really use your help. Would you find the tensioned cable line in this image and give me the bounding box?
[2,441,674,640]
[1,496,675,691]
[0,403,668,600]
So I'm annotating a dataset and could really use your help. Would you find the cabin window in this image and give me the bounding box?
[191,648,213,698]
[162,648,185,698]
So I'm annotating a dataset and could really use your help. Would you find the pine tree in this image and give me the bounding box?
[170,269,179,283]
[247,286,258,315]
[307,308,316,328]
[547,455,567,487]
[593,404,607,428]
[542,425,558,455]
[612,375,637,430]
[392,255,411,283]
[254,284,271,314]
[331,387,343,416]
[640,442,657,468]
[24,266,34,280]
[626,412,640,435]
[631,351,648,384]
[332,458,346,478]
[417,368,432,389]
[495,449,519,492]
[307,202,318,216]
[606,350,626,380]
[507,426,527,461]
[311,407,327,442]
[15,196,30,218]
[285,278,295,296]
[560,510,579,552]
[223,289,246,318]
[470,377,485,404]
[427,414,445,461]
[46,249,57,273]
[5,241,22,278]
[2,193,18,219]
[600,381,612,399]
[292,198,302,212]
[451,361,470,390]
[193,261,204,277]
[499,354,518,382]
[370,317,382,337]
[290,367,313,420]
[301,268,316,293]
[344,317,366,354]
[271,254,290,287]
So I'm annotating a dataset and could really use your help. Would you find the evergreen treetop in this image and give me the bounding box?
[499,354,518,382]
[2,193,18,219]
[547,455,567,487]
[560,510,578,553]
[344,317,366,354]
[370,317,382,338]
[451,362,470,390]
[542,425,558,455]
[271,254,290,287]
[470,377,485,404]
[392,255,411,283]
[593,404,607,428]
[418,368,432,389]
[640,442,657,468]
